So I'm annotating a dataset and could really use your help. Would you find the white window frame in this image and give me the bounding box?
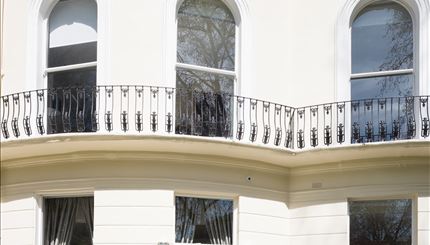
[349,1,416,93]
[174,0,239,94]
[44,0,98,83]
[162,0,252,96]
[35,189,94,245]
[26,0,111,91]
[174,192,238,245]
[347,195,418,245]
[335,0,430,101]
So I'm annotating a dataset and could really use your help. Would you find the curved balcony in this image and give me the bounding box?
[1,86,429,153]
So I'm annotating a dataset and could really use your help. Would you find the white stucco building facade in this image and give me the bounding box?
[1,0,429,244]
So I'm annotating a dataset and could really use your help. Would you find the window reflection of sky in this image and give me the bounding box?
[352,4,412,73]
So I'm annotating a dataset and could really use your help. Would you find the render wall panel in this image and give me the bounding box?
[94,226,173,244]
[418,230,429,245]
[418,196,430,245]
[288,201,347,218]
[93,190,174,245]
[289,233,347,245]
[0,197,36,245]
[95,206,174,226]
[238,231,287,245]
[238,196,288,245]
[288,215,348,236]
[1,228,36,245]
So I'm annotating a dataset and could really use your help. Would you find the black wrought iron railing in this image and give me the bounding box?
[1,85,428,150]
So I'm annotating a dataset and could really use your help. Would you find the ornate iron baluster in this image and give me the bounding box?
[222,93,232,138]
[36,90,45,135]
[406,96,416,138]
[177,88,188,134]
[1,96,10,139]
[165,88,174,133]
[135,86,144,132]
[336,103,345,144]
[323,104,332,146]
[378,99,387,141]
[249,99,258,142]
[297,108,305,149]
[192,90,203,136]
[104,87,114,132]
[310,106,318,147]
[351,101,360,143]
[262,102,271,144]
[391,97,400,140]
[11,94,20,137]
[76,88,86,132]
[419,97,429,138]
[236,97,245,140]
[91,87,100,131]
[120,86,129,132]
[274,105,282,146]
[208,92,217,137]
[364,100,373,142]
[62,88,72,133]
[284,107,294,149]
[23,92,32,136]
[150,87,159,132]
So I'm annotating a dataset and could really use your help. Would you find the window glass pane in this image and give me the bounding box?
[349,199,412,245]
[176,68,233,137]
[47,67,97,134]
[352,3,413,73]
[49,41,97,67]
[351,75,414,142]
[49,0,97,67]
[175,196,233,244]
[351,74,413,100]
[44,197,94,245]
[177,0,235,71]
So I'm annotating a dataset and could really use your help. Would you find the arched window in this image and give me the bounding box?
[351,2,414,100]
[47,0,97,133]
[176,0,236,137]
[350,2,417,142]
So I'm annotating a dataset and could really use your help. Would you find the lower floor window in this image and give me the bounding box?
[175,196,233,244]
[44,197,94,245]
[349,199,412,245]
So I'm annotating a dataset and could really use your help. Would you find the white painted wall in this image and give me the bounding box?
[94,190,175,244]
[418,196,430,245]
[238,196,288,245]
[0,196,37,245]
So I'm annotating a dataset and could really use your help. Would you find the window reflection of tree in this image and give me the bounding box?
[176,0,235,137]
[377,5,414,139]
[350,200,412,245]
[377,5,413,98]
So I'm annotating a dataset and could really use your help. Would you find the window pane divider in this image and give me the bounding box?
[45,61,97,75]
[351,68,413,79]
[176,62,235,77]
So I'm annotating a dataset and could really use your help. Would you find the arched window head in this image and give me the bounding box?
[176,0,236,137]
[351,2,414,100]
[47,0,97,134]
[48,0,97,69]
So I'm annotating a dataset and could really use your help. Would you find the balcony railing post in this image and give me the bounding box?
[1,95,10,139]
[419,96,429,138]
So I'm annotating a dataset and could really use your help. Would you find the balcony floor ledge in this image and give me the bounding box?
[1,134,429,169]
